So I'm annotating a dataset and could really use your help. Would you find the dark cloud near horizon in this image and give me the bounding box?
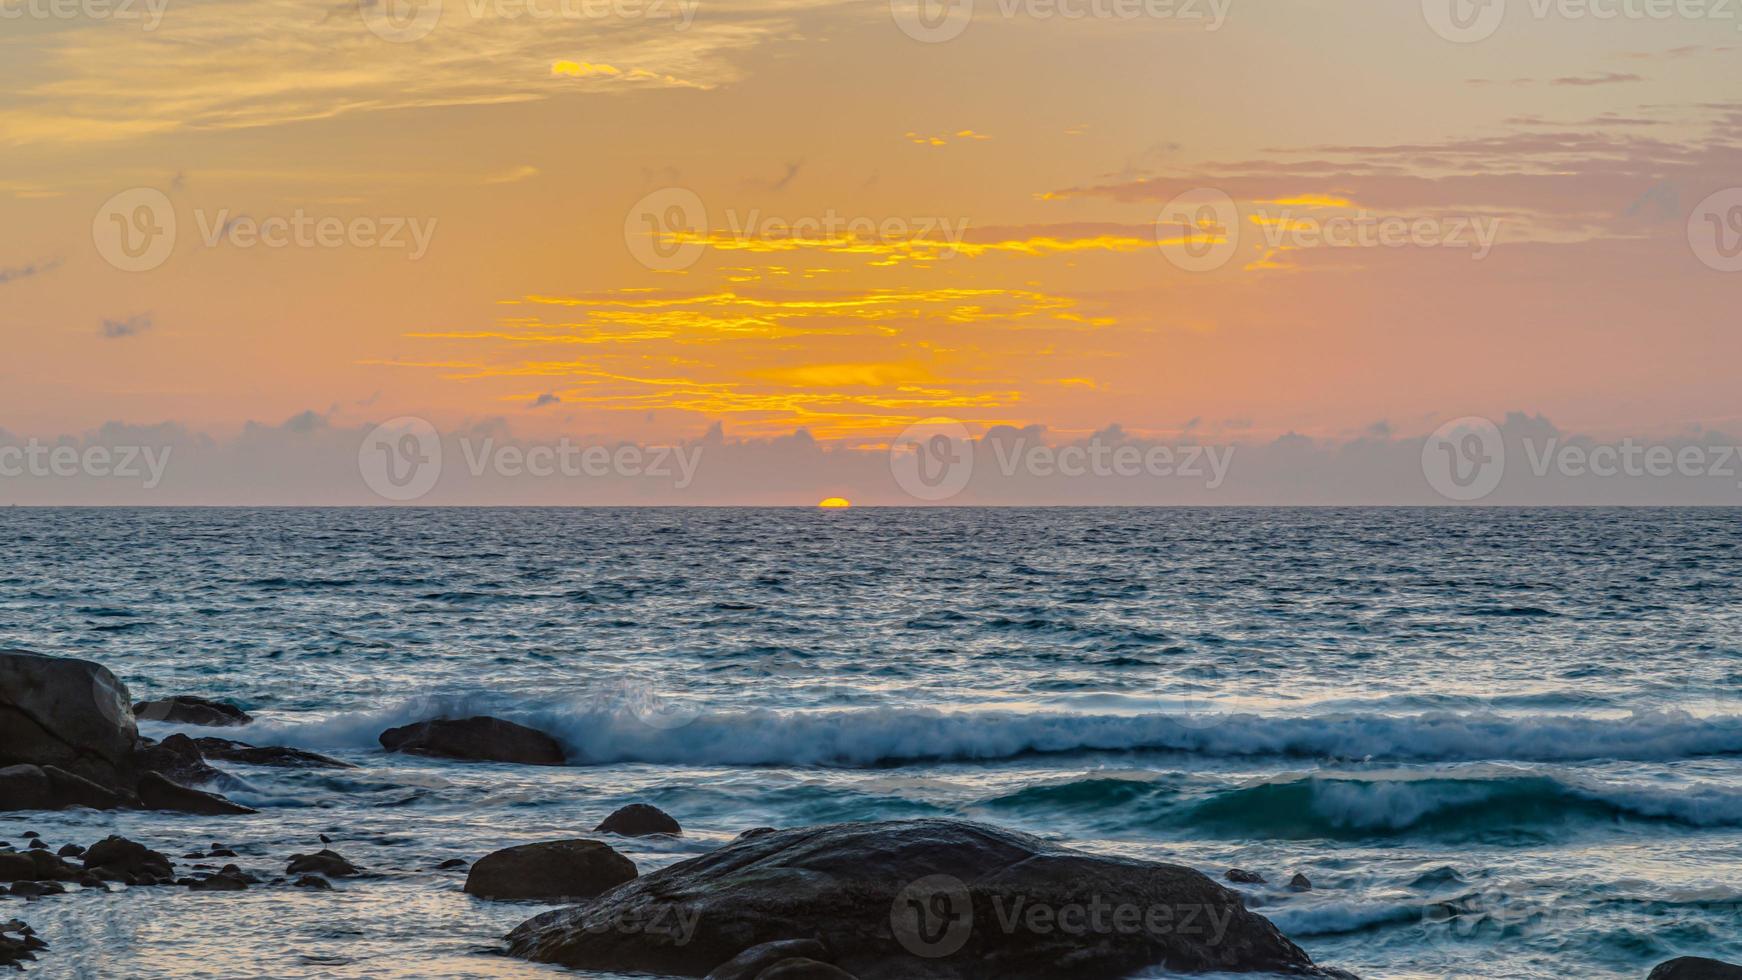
[101,314,154,339]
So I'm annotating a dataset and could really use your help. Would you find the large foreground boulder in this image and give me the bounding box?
[507,819,1347,979]
[465,840,637,901]
[1650,959,1742,980]
[133,696,251,727]
[0,650,138,788]
[379,717,565,766]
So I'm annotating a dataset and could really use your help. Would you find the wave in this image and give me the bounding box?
[231,697,1742,768]
[1183,770,1742,838]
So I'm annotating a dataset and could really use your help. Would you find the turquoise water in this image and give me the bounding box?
[3,508,1740,978]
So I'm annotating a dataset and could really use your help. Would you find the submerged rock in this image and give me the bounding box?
[465,840,637,901]
[595,803,682,838]
[133,696,252,727]
[1289,873,1313,892]
[286,850,360,878]
[0,650,138,789]
[1649,959,1742,980]
[291,875,334,890]
[191,737,354,769]
[379,717,565,766]
[1225,869,1266,885]
[507,818,1346,980]
[136,771,258,816]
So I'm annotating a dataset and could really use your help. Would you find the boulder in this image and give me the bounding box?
[0,850,75,883]
[465,840,638,901]
[0,650,138,788]
[707,940,833,980]
[0,921,46,971]
[0,764,129,811]
[595,803,682,838]
[82,836,174,883]
[134,734,234,788]
[135,771,256,815]
[191,737,354,769]
[507,819,1346,980]
[1289,873,1313,892]
[736,827,779,842]
[379,717,565,766]
[286,849,359,877]
[132,696,251,727]
[292,874,334,890]
[757,960,857,980]
[1225,869,1266,885]
[1649,959,1742,980]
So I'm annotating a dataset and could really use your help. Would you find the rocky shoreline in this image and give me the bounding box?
[4,649,1736,979]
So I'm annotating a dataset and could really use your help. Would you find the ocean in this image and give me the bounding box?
[3,507,1740,979]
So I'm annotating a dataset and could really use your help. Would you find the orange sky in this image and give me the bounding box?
[3,1,1740,455]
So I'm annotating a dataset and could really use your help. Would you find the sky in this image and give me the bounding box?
[2,0,1740,503]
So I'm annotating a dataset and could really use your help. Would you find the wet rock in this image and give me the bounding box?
[595,803,682,838]
[378,717,565,766]
[1225,869,1266,885]
[0,764,130,812]
[435,858,469,871]
[1649,958,1742,980]
[186,866,253,892]
[0,849,74,883]
[0,651,139,789]
[736,827,779,842]
[706,939,833,980]
[133,734,233,789]
[56,845,83,859]
[756,959,857,980]
[136,771,257,815]
[82,836,174,882]
[18,834,36,841]
[191,737,354,770]
[286,849,359,877]
[8,881,66,899]
[507,818,1345,980]
[26,841,45,852]
[465,840,637,902]
[132,696,251,727]
[292,875,333,890]
[1288,873,1313,892]
[0,920,47,969]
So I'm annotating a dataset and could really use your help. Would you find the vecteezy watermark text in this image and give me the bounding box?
[1422,415,1742,501]
[358,417,703,501]
[890,875,1236,959]
[1422,0,1742,43]
[0,0,167,27]
[0,441,172,490]
[890,0,1230,43]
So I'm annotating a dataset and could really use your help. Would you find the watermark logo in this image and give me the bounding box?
[1156,189,1239,272]
[1689,187,1742,273]
[891,875,974,958]
[0,440,172,489]
[0,0,169,28]
[1422,416,1506,502]
[1422,0,1506,42]
[626,187,708,271]
[94,188,177,273]
[360,0,443,41]
[196,210,438,259]
[359,417,443,501]
[890,0,974,41]
[890,418,976,502]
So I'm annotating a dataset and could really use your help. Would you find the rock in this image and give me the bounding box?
[133,734,234,789]
[507,819,1342,980]
[379,717,565,766]
[435,858,469,870]
[7,881,65,899]
[465,839,637,902]
[136,771,257,815]
[707,940,833,980]
[190,737,354,769]
[26,841,45,851]
[0,920,47,969]
[185,867,252,891]
[0,650,139,788]
[1225,869,1266,885]
[736,827,779,841]
[18,834,36,840]
[56,845,83,858]
[756,959,857,980]
[1289,873,1313,892]
[595,803,682,838]
[292,875,333,890]
[83,836,174,882]
[0,764,129,812]
[0,850,74,883]
[1649,958,1742,980]
[132,696,251,727]
[286,849,359,877]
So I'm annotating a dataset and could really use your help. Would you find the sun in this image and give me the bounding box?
[817,497,852,509]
